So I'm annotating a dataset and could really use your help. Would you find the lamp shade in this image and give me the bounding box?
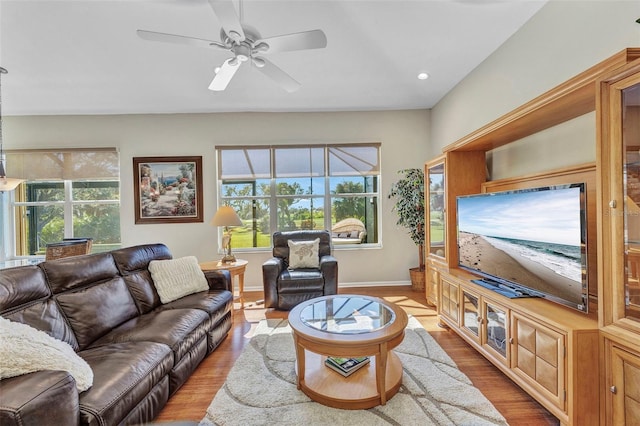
[0,177,24,192]
[210,206,242,227]
[0,158,24,192]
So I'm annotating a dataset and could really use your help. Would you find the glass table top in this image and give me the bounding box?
[299,296,396,334]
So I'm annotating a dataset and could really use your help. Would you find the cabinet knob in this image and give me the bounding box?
[610,385,617,394]
[509,338,514,344]
[609,200,617,208]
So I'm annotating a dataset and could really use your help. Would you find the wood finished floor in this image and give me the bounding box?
[155,286,559,425]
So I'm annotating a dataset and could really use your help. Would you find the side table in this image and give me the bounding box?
[200,259,248,307]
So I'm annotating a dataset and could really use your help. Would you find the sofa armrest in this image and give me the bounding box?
[204,269,233,292]
[320,255,338,296]
[262,257,284,308]
[0,370,80,426]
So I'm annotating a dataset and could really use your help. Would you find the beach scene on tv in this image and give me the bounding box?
[457,186,585,307]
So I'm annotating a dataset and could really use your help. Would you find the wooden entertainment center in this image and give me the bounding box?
[424,48,640,425]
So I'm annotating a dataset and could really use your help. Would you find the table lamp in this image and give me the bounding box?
[211,206,242,263]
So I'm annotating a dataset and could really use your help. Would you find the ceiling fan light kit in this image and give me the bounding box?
[137,0,327,92]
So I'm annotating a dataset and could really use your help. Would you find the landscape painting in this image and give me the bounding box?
[133,156,203,224]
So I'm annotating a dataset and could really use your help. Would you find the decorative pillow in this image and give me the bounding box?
[288,238,320,269]
[149,256,209,304]
[0,316,93,392]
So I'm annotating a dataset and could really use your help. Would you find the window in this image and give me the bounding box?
[6,149,121,256]
[217,144,380,249]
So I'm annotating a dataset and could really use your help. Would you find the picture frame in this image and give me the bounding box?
[133,156,204,224]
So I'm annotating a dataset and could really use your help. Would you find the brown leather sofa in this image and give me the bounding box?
[262,230,338,310]
[0,243,233,426]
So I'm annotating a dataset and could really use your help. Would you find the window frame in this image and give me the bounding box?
[12,179,121,256]
[216,143,381,251]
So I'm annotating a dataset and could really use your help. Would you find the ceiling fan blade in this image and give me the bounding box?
[208,0,245,43]
[256,29,327,54]
[209,59,241,91]
[255,57,301,93]
[137,29,227,49]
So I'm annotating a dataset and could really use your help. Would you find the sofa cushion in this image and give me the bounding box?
[159,290,233,318]
[3,300,79,350]
[111,243,173,275]
[0,371,80,426]
[278,269,325,292]
[41,253,119,294]
[287,238,320,269]
[0,265,50,313]
[112,244,173,314]
[149,256,209,304]
[78,342,173,426]
[120,270,162,314]
[0,317,93,391]
[56,276,139,350]
[91,308,210,362]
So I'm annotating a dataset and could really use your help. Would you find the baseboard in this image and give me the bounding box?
[243,280,411,292]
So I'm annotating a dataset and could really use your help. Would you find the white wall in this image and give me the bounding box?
[3,109,430,290]
[430,0,640,178]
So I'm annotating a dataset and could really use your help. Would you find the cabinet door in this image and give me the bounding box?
[621,80,640,321]
[600,61,640,326]
[426,160,446,259]
[610,344,640,426]
[425,262,439,307]
[440,276,459,324]
[461,290,480,343]
[482,299,509,366]
[511,313,565,411]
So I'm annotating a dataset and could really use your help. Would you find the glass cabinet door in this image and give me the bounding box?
[623,81,640,321]
[427,162,445,258]
[461,291,480,339]
[484,301,508,358]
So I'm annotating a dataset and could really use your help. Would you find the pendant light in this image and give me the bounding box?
[0,67,24,192]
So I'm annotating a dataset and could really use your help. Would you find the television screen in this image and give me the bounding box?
[456,184,588,312]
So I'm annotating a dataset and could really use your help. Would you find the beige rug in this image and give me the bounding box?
[199,317,508,426]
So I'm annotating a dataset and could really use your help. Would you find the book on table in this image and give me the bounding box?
[325,356,370,377]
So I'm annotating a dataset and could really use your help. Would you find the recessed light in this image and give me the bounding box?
[417,72,429,80]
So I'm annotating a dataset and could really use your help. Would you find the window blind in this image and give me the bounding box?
[6,148,119,180]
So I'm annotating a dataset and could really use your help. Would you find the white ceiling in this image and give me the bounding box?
[0,0,547,116]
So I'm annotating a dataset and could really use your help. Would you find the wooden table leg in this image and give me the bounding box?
[293,335,305,389]
[377,342,388,405]
[238,270,245,307]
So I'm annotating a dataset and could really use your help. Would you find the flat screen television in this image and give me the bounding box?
[456,183,588,312]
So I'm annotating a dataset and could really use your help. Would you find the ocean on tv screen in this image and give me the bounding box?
[457,185,586,308]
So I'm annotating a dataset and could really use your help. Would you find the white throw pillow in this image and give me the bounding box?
[149,256,209,304]
[287,238,320,269]
[0,316,93,392]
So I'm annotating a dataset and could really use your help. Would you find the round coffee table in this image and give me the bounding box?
[288,294,408,409]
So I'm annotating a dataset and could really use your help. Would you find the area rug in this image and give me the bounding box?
[199,317,508,426]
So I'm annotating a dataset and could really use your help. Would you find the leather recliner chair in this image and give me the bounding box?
[262,230,338,310]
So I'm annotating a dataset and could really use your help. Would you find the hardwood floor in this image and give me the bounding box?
[155,287,559,425]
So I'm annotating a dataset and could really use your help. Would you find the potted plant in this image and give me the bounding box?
[388,168,425,291]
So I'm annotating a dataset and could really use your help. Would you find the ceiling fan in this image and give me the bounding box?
[137,0,327,92]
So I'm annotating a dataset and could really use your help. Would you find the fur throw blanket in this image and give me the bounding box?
[0,316,93,391]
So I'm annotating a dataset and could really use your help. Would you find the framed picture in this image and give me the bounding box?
[133,156,204,224]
